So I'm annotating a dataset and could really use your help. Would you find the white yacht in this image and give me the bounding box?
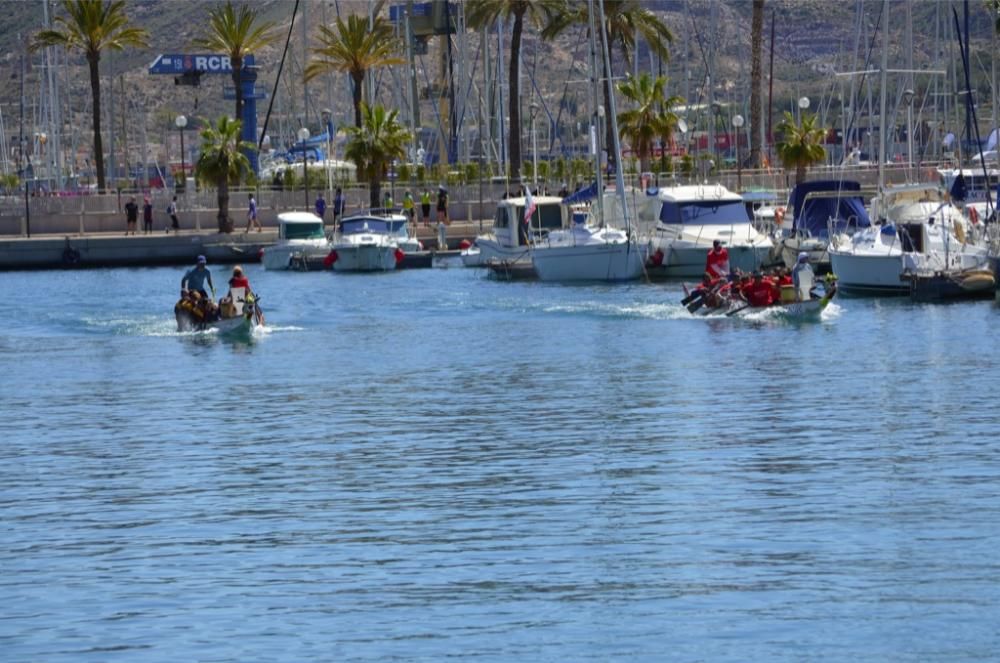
[937,167,999,221]
[328,213,403,272]
[261,212,329,271]
[461,194,566,268]
[774,180,871,270]
[529,220,645,282]
[828,184,987,294]
[638,183,773,278]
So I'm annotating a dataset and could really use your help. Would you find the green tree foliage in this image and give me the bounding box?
[616,72,683,173]
[775,111,827,186]
[305,14,404,129]
[193,2,277,127]
[194,116,254,233]
[343,104,412,207]
[32,0,148,192]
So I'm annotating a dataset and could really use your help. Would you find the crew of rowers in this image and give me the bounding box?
[696,240,816,309]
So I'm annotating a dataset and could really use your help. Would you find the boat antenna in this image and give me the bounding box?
[259,0,300,153]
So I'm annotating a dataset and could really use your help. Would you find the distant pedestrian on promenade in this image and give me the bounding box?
[333,187,345,224]
[436,186,449,225]
[124,196,138,236]
[421,189,432,226]
[383,191,394,209]
[315,192,326,221]
[402,190,415,224]
[142,197,154,234]
[167,195,180,232]
[246,193,261,233]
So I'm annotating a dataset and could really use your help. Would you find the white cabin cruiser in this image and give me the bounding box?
[261,212,329,270]
[461,194,566,267]
[638,183,773,277]
[327,213,403,272]
[828,184,987,294]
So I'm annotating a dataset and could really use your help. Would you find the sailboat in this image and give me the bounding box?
[528,0,645,282]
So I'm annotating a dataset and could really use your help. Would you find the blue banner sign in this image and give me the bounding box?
[149,54,256,75]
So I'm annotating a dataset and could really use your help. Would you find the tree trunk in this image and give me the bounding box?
[750,0,765,169]
[352,71,364,128]
[370,176,381,208]
[795,164,806,187]
[232,55,243,124]
[87,52,105,192]
[217,178,232,233]
[508,9,524,182]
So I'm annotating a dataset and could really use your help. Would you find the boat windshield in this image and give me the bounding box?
[283,222,325,240]
[659,200,751,225]
[518,203,563,229]
[340,218,390,234]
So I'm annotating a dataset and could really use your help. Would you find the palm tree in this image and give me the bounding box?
[775,111,827,186]
[193,2,277,126]
[305,13,404,129]
[616,73,682,173]
[195,116,254,233]
[32,0,148,192]
[543,1,673,175]
[466,0,565,183]
[749,0,765,169]
[343,103,411,208]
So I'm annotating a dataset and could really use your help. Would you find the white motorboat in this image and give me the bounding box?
[774,180,871,270]
[937,167,1000,221]
[638,183,773,278]
[328,213,403,272]
[261,212,329,270]
[828,184,988,294]
[462,194,566,268]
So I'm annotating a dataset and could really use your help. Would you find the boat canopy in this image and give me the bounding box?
[789,180,870,237]
[561,182,599,205]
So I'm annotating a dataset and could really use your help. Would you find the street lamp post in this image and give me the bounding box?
[298,127,310,210]
[732,114,745,190]
[797,96,810,123]
[175,115,187,191]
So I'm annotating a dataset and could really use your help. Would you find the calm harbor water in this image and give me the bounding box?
[2,263,999,661]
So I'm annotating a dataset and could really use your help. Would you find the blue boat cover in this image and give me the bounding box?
[561,182,599,205]
[789,180,870,237]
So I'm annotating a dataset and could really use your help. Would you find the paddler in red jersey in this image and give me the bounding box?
[742,271,776,307]
[705,239,730,279]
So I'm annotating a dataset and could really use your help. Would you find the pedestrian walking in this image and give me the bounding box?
[436,186,449,225]
[167,195,180,232]
[315,192,326,221]
[421,189,432,226]
[333,187,345,224]
[246,193,261,233]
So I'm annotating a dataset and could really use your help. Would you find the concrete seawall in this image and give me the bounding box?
[0,223,485,270]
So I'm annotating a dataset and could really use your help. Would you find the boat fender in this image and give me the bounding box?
[258,248,265,260]
[774,207,785,225]
[459,238,473,250]
[395,248,405,265]
[323,250,338,268]
[969,206,979,225]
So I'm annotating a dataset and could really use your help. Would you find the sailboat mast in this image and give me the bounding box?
[586,0,603,224]
[877,0,889,192]
[597,0,631,232]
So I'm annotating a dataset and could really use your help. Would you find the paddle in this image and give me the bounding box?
[681,289,702,306]
[725,303,751,317]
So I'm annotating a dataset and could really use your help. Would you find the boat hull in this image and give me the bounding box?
[828,251,909,294]
[331,244,399,272]
[262,240,330,271]
[531,242,645,282]
[176,310,258,335]
[650,242,772,278]
[465,238,533,267]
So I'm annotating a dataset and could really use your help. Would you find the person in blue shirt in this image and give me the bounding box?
[181,255,215,299]
[315,192,326,221]
[245,193,261,233]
